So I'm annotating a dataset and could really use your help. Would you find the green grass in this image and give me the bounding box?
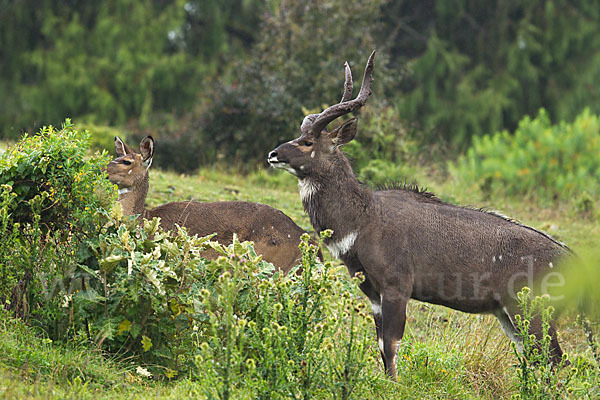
[1,163,598,399]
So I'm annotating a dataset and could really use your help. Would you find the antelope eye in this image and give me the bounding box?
[303,141,313,147]
[122,160,132,165]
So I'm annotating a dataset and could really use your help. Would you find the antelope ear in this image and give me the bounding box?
[114,136,132,157]
[330,118,358,147]
[139,136,154,168]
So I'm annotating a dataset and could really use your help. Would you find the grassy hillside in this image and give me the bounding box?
[1,163,598,399]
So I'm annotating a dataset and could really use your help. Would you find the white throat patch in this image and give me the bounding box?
[326,231,358,259]
[298,179,319,202]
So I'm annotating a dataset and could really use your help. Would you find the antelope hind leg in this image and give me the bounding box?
[381,294,408,379]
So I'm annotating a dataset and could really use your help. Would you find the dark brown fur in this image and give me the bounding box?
[268,51,569,378]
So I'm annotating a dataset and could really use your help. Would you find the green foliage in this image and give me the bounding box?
[553,249,600,369]
[2,0,207,135]
[395,339,472,398]
[73,216,379,396]
[451,109,600,204]
[388,0,600,147]
[195,231,376,399]
[0,308,133,394]
[510,288,595,399]
[0,120,114,334]
[4,0,600,165]
[78,123,128,154]
[0,119,113,228]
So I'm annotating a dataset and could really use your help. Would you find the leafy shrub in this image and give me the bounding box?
[451,109,600,204]
[73,213,380,396]
[512,288,568,397]
[0,120,114,334]
[509,288,595,399]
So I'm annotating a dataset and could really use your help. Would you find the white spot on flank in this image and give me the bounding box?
[299,165,305,171]
[549,262,554,268]
[298,179,319,202]
[287,234,291,238]
[326,231,358,259]
[499,255,503,261]
[492,256,496,263]
[310,151,315,158]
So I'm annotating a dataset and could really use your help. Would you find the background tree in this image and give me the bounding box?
[1,0,600,169]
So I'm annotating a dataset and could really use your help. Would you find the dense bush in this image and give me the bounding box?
[73,214,379,396]
[451,109,600,204]
[0,120,114,334]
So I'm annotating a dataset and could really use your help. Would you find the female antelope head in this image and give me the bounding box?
[106,136,154,194]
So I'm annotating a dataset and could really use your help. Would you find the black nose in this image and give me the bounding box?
[268,150,277,159]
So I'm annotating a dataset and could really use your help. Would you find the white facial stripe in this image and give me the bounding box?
[326,231,358,259]
[298,179,319,201]
[284,166,299,176]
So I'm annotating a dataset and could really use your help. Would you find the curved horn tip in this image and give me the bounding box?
[367,50,376,67]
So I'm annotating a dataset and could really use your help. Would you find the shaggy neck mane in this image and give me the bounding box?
[300,154,371,239]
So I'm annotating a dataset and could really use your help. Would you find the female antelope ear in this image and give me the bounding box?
[139,136,154,168]
[114,136,134,157]
[330,118,358,147]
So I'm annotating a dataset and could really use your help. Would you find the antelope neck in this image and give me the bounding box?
[299,163,371,242]
[118,172,149,217]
